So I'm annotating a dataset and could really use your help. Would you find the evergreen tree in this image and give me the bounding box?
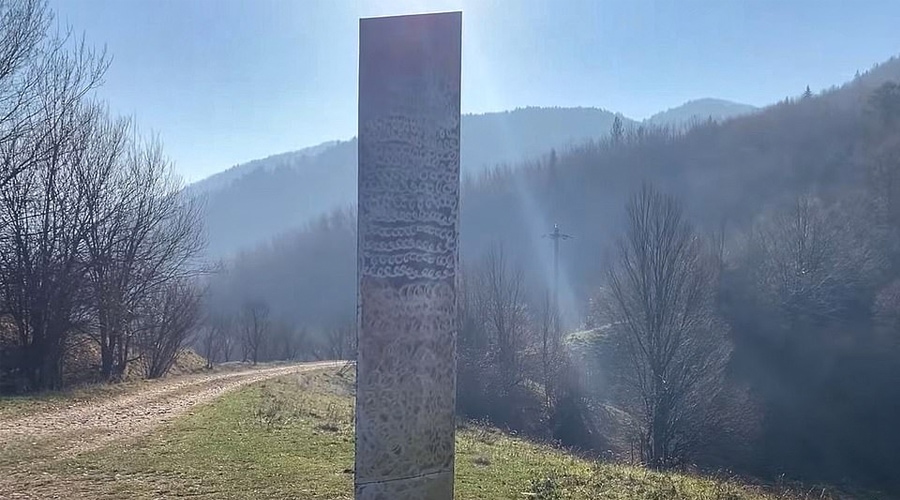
[611,115,624,143]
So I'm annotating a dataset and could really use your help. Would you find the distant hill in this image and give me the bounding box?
[460,106,631,172]
[189,98,767,259]
[194,138,358,259]
[645,98,758,127]
[192,106,628,259]
[186,141,340,197]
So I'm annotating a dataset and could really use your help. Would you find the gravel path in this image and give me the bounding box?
[0,361,344,457]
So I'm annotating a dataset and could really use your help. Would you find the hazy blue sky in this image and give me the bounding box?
[49,0,900,182]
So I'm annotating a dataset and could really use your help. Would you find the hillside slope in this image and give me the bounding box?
[186,141,340,198]
[0,370,823,499]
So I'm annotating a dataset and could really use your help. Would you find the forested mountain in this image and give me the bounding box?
[207,53,900,331]
[192,101,753,258]
[194,107,627,258]
[186,141,340,197]
[195,138,357,259]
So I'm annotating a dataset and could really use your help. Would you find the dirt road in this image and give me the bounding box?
[0,361,344,458]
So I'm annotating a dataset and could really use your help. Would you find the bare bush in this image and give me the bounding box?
[457,246,541,430]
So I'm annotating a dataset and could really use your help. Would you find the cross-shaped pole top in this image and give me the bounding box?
[545,223,573,241]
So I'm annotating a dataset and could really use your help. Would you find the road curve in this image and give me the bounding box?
[0,361,345,457]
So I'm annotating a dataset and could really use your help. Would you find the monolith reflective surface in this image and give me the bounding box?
[355,11,461,500]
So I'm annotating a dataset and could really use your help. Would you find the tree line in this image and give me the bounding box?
[197,298,356,367]
[202,208,358,358]
[0,0,206,391]
[459,165,900,494]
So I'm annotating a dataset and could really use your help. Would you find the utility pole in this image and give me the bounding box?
[543,223,572,318]
[541,223,572,407]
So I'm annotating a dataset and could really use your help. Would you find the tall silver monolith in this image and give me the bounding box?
[355,11,461,500]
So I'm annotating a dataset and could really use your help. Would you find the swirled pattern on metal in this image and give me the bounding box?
[355,11,461,500]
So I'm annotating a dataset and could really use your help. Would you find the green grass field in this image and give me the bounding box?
[8,369,826,500]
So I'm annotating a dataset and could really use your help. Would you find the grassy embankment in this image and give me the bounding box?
[0,353,259,420]
[5,369,834,500]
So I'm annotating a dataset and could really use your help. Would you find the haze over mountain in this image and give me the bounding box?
[202,53,900,347]
[645,98,758,127]
[191,98,755,258]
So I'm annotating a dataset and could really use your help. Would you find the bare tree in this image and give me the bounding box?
[0,0,53,189]
[475,245,531,394]
[745,194,879,341]
[0,35,108,390]
[0,0,205,390]
[602,183,730,467]
[261,319,299,361]
[239,300,269,365]
[199,312,232,368]
[221,324,237,362]
[319,320,355,360]
[135,278,203,379]
[454,249,534,425]
[83,134,205,380]
[457,262,486,353]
